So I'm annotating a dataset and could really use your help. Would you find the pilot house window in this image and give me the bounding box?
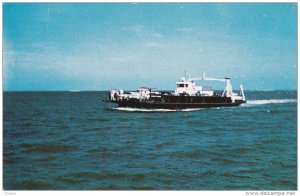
[177,84,188,87]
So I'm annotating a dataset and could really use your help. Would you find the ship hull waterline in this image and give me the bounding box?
[110,100,246,109]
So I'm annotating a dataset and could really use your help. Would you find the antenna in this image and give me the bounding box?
[184,66,187,79]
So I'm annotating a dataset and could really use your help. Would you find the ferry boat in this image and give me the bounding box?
[108,73,246,109]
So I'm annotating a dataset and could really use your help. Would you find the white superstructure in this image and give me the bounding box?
[174,73,245,102]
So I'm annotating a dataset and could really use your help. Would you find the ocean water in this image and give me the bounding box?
[3,91,297,190]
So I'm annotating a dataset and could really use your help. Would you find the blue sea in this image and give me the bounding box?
[3,91,297,190]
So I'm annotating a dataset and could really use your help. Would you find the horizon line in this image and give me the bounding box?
[3,89,298,92]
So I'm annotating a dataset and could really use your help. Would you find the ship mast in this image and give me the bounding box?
[184,66,187,81]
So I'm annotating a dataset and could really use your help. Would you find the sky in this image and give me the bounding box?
[3,3,298,91]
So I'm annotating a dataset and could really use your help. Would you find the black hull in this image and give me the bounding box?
[110,99,246,109]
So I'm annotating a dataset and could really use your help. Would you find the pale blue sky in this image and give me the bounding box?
[3,3,297,91]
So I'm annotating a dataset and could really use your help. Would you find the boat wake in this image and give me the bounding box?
[112,107,204,112]
[245,99,297,105]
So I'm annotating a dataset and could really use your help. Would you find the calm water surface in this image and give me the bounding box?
[3,91,297,190]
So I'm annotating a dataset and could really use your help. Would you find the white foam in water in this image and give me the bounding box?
[246,99,297,105]
[180,108,204,112]
[113,107,203,112]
